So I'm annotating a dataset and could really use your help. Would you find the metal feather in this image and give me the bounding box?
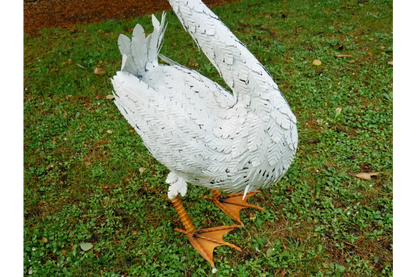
[111,0,298,199]
[118,34,131,56]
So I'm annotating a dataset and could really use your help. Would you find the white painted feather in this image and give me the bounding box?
[152,14,160,30]
[242,185,251,200]
[118,34,131,56]
[132,24,145,42]
[112,0,298,199]
[120,54,138,76]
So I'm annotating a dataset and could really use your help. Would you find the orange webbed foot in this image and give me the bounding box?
[174,225,242,268]
[202,189,265,226]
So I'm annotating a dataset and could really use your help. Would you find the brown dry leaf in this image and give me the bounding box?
[40,237,48,243]
[84,161,91,166]
[277,269,286,277]
[106,130,113,134]
[335,107,343,112]
[139,167,146,173]
[249,213,256,220]
[335,54,351,58]
[312,59,322,66]
[94,67,106,75]
[388,61,393,65]
[355,172,379,180]
[61,249,67,255]
[285,186,293,195]
[106,94,115,100]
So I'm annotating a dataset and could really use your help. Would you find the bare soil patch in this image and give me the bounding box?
[24,0,239,34]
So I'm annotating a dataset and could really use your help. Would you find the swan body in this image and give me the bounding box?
[111,0,298,200]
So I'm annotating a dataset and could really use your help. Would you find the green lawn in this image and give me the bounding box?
[24,0,392,275]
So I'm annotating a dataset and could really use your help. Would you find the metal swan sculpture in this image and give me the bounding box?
[111,0,298,268]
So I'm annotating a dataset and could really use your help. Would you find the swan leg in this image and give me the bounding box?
[171,195,241,268]
[202,189,265,226]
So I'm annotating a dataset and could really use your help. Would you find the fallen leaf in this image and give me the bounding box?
[335,107,343,118]
[139,167,146,173]
[349,60,356,63]
[355,172,379,180]
[80,242,93,251]
[388,61,393,65]
[107,130,113,134]
[84,161,91,166]
[40,237,48,243]
[277,268,286,277]
[94,67,106,75]
[308,138,319,144]
[61,249,67,255]
[106,94,115,100]
[360,164,371,171]
[335,54,351,58]
[312,59,322,66]
[249,213,256,220]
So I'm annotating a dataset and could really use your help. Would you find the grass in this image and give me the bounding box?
[24,0,392,275]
